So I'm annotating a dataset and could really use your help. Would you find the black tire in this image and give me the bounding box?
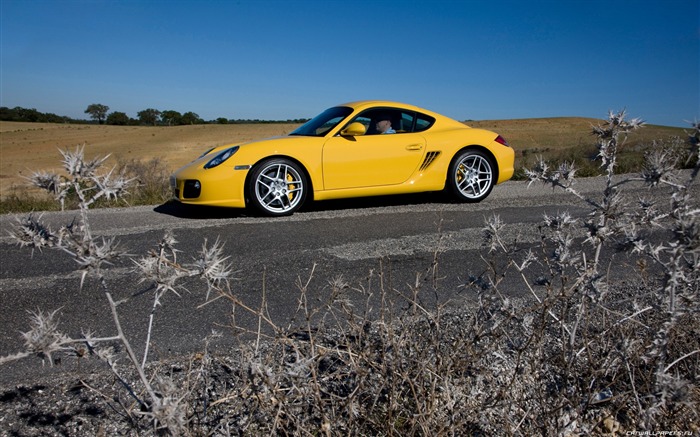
[247,158,308,216]
[447,149,495,202]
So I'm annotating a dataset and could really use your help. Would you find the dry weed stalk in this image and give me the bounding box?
[495,111,700,433]
[2,116,699,435]
[3,146,236,435]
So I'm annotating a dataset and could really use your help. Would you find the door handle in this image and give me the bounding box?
[405,144,423,151]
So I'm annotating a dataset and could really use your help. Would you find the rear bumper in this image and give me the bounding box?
[496,145,515,184]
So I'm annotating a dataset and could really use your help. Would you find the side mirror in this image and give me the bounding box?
[340,122,367,137]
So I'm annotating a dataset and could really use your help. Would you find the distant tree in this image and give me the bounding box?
[84,104,110,124]
[41,112,68,123]
[216,117,228,124]
[0,106,25,121]
[0,106,70,123]
[15,107,42,122]
[160,110,182,126]
[106,111,130,126]
[181,111,203,125]
[0,107,13,121]
[137,108,161,126]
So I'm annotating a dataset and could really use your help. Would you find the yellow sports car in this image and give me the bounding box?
[170,101,514,216]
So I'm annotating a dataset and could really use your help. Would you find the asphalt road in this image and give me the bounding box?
[0,175,691,387]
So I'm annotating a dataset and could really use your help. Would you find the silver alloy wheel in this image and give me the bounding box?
[452,151,494,200]
[252,160,305,214]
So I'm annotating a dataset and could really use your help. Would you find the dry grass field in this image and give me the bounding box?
[0,121,299,199]
[468,117,688,156]
[0,118,686,200]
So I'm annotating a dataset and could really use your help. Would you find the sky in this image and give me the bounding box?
[1,0,698,127]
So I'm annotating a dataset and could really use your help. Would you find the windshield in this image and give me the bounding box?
[290,106,354,137]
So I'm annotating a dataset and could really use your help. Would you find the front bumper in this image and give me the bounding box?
[170,166,248,208]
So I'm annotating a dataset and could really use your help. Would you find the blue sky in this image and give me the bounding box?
[1,0,698,126]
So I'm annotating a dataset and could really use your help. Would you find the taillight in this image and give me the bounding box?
[495,135,509,147]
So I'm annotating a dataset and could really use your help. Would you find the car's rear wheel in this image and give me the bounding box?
[248,158,308,216]
[448,149,495,202]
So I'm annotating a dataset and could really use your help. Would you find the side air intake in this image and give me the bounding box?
[419,151,441,171]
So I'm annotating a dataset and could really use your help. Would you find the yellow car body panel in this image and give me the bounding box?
[322,132,427,189]
[171,100,515,214]
[172,136,325,207]
[171,159,248,207]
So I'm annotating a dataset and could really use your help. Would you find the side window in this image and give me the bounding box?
[414,113,436,132]
[350,109,398,135]
[398,112,415,133]
[352,115,372,132]
[346,108,433,135]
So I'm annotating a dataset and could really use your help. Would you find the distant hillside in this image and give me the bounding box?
[464,117,687,152]
[0,118,690,198]
[464,117,689,178]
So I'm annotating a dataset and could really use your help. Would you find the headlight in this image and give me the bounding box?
[204,146,239,169]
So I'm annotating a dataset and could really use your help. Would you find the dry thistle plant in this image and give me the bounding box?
[2,117,698,435]
[2,145,237,435]
[471,111,700,433]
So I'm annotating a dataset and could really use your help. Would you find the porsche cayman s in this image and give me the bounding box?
[170,101,515,216]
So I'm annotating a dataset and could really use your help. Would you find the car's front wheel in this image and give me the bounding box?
[448,149,495,202]
[247,158,308,216]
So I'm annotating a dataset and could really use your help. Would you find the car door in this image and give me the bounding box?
[322,132,426,190]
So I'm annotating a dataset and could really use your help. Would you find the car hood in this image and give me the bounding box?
[206,134,322,154]
[187,134,325,171]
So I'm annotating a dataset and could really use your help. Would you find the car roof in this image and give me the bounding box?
[338,100,430,113]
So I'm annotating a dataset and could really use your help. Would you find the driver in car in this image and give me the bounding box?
[376,116,396,134]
